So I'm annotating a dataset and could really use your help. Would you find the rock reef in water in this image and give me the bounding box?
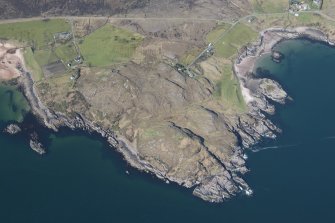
[271,50,284,63]
[29,132,46,155]
[3,124,21,135]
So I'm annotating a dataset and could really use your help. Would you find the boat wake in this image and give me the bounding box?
[322,136,335,140]
[251,134,335,153]
[252,144,299,153]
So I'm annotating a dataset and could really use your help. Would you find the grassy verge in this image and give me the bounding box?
[0,19,70,49]
[79,24,143,67]
[23,48,44,82]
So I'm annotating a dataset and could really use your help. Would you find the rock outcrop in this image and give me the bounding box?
[3,123,21,135]
[29,132,46,155]
[271,50,284,63]
[259,78,287,104]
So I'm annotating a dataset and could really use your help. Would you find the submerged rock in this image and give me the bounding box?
[3,124,21,135]
[271,50,284,63]
[29,132,46,155]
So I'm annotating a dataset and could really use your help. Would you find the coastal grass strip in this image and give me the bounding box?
[23,48,44,82]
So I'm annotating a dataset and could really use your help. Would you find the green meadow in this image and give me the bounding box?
[214,64,247,112]
[214,23,258,59]
[0,19,70,49]
[79,24,143,67]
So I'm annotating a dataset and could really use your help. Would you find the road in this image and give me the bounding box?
[0,15,224,25]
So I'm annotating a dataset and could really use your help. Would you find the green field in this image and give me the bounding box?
[251,0,288,13]
[79,24,143,67]
[23,48,44,82]
[206,23,230,43]
[214,64,246,111]
[213,23,258,59]
[33,49,59,67]
[55,43,78,64]
[0,19,70,49]
[180,47,203,65]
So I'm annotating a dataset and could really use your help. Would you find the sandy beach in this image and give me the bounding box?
[0,42,24,80]
[234,27,330,107]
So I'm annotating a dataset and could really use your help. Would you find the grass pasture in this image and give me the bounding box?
[55,43,78,64]
[214,64,246,112]
[79,24,143,67]
[251,0,288,13]
[180,47,203,65]
[213,23,258,59]
[23,48,44,82]
[206,23,230,43]
[33,49,59,67]
[0,19,70,49]
[323,0,335,17]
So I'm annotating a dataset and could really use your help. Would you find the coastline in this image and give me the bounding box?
[2,26,334,203]
[234,26,332,111]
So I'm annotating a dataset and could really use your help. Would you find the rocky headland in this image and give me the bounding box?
[1,26,333,203]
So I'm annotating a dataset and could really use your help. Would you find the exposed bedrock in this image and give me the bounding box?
[3,123,21,135]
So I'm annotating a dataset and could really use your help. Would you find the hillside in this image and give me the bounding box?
[0,0,252,20]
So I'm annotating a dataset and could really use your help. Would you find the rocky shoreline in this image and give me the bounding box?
[235,27,332,114]
[3,26,333,203]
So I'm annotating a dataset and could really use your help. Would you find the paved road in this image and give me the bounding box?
[0,15,224,25]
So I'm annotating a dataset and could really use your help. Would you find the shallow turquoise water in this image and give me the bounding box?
[0,84,29,122]
[1,39,335,223]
